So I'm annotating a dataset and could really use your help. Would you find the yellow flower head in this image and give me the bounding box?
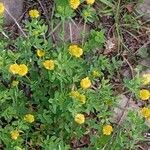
[24,114,34,123]
[103,125,113,135]
[43,60,55,70]
[10,130,20,140]
[32,30,40,36]
[0,2,4,14]
[75,113,85,124]
[70,91,86,104]
[70,91,80,98]
[142,74,150,85]
[139,89,150,101]
[86,0,95,5]
[69,0,80,9]
[18,64,28,76]
[12,80,19,87]
[140,107,150,118]
[80,77,91,89]
[9,64,28,76]
[24,114,35,123]
[29,9,40,18]
[69,45,83,58]
[37,49,45,57]
[9,64,20,75]
[78,94,86,104]
[92,70,101,77]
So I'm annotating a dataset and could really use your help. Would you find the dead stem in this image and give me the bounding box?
[122,55,134,79]
[69,22,73,43]
[5,8,27,37]
[37,0,51,33]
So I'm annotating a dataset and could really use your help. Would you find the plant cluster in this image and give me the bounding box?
[0,0,149,149]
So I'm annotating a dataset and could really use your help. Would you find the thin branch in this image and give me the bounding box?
[123,56,134,79]
[69,22,73,43]
[1,31,9,39]
[5,8,27,37]
[47,21,62,38]
[82,20,87,46]
[37,0,51,33]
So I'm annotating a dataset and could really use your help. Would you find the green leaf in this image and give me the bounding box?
[137,47,149,58]
[99,0,114,8]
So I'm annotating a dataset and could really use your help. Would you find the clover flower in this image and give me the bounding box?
[80,77,91,89]
[43,60,55,70]
[0,2,4,14]
[92,70,101,77]
[103,125,113,135]
[18,64,28,76]
[78,94,86,104]
[29,9,40,18]
[70,91,86,104]
[37,49,45,57]
[9,64,28,76]
[86,0,95,5]
[69,0,80,10]
[10,130,20,140]
[9,64,20,75]
[75,113,85,124]
[70,91,80,98]
[12,80,19,87]
[69,45,83,58]
[142,74,150,85]
[139,89,150,101]
[140,107,150,118]
[24,114,35,123]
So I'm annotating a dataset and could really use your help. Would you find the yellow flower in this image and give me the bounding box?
[9,64,20,75]
[103,125,113,135]
[9,64,28,76]
[29,9,40,18]
[86,0,95,5]
[142,74,150,85]
[139,89,150,101]
[140,107,150,118]
[83,11,91,18]
[78,94,86,104]
[69,0,80,9]
[24,114,35,123]
[92,70,101,77]
[43,60,55,70]
[69,45,83,58]
[80,77,91,89]
[75,113,85,124]
[70,91,80,98]
[10,130,20,140]
[12,80,19,87]
[18,64,28,76]
[70,91,86,104]
[106,100,113,106]
[37,49,45,57]
[32,30,40,36]
[0,2,4,14]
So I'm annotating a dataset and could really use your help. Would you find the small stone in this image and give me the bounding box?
[0,0,24,26]
[136,0,150,20]
[112,95,129,124]
[140,58,150,68]
[112,95,139,124]
[122,68,132,79]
